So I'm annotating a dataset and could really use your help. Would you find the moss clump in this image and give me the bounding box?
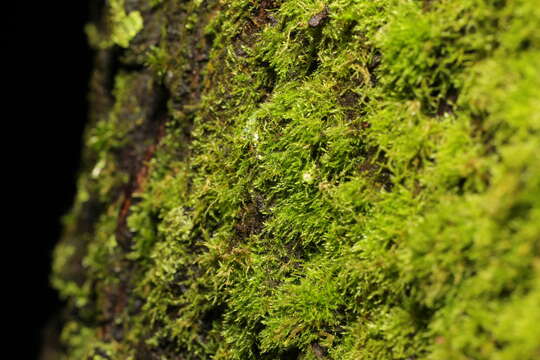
[53,0,540,359]
[86,0,144,49]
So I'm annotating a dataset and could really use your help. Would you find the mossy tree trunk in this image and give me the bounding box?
[51,0,540,359]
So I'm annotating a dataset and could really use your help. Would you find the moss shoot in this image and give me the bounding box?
[52,0,540,359]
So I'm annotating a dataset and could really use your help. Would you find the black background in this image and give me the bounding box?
[9,1,92,358]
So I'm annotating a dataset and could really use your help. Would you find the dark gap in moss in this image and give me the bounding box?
[251,0,280,27]
[134,339,166,360]
[251,342,263,358]
[165,304,182,319]
[280,346,301,360]
[339,88,370,126]
[153,335,186,359]
[358,147,394,192]
[205,30,216,49]
[496,284,518,301]
[518,38,531,51]
[77,198,105,234]
[306,57,321,76]
[200,303,227,333]
[281,235,321,265]
[235,192,268,240]
[103,47,121,98]
[420,82,459,117]
[69,292,99,327]
[93,347,112,359]
[134,343,155,360]
[435,87,458,117]
[339,89,360,108]
[128,296,145,316]
[311,342,328,359]
[455,176,468,195]
[124,0,144,14]
[261,62,278,99]
[408,302,436,331]
[341,19,358,41]
[309,137,327,163]
[170,271,189,297]
[305,21,326,77]
[118,55,147,72]
[506,201,533,223]
[112,322,125,341]
[368,52,382,87]
[493,339,510,351]
[99,266,137,342]
[493,0,508,10]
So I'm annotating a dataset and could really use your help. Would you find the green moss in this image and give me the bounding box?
[86,0,143,49]
[53,0,540,358]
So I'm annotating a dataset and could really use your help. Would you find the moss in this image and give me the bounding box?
[53,0,540,358]
[86,0,143,49]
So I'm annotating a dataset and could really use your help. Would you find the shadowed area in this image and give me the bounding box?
[13,1,92,358]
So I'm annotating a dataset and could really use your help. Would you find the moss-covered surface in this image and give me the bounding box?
[52,0,540,358]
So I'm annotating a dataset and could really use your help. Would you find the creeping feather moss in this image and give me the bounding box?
[53,0,540,359]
